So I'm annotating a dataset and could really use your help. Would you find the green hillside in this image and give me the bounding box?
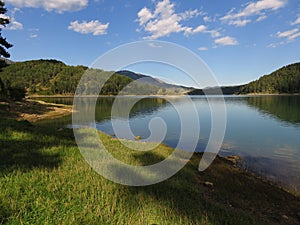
[188,62,300,95]
[0,59,187,99]
[0,59,135,98]
[239,62,300,94]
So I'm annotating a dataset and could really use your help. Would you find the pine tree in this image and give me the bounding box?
[0,1,13,58]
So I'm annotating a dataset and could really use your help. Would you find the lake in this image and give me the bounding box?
[38,95,300,193]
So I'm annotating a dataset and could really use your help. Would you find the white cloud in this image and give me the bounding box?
[68,20,109,35]
[137,0,206,39]
[276,28,300,41]
[179,9,201,20]
[214,36,238,46]
[291,15,300,25]
[6,0,88,13]
[228,19,251,27]
[277,28,298,38]
[203,16,211,23]
[221,0,287,26]
[256,14,267,21]
[3,8,23,30]
[8,20,23,30]
[184,25,207,35]
[137,7,153,25]
[30,34,38,38]
[267,43,277,48]
[193,25,207,33]
[288,32,300,40]
[208,30,221,38]
[198,47,208,51]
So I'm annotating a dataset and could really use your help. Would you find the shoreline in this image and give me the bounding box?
[27,93,300,98]
[0,98,73,122]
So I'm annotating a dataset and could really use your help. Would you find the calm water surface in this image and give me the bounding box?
[40,95,300,193]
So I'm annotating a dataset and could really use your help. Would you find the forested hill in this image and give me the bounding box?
[0,59,85,95]
[0,59,140,98]
[0,59,191,99]
[238,62,300,94]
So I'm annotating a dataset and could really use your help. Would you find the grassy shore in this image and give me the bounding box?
[0,99,300,224]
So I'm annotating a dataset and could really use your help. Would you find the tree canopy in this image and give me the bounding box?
[239,63,300,94]
[0,1,13,58]
[0,59,166,97]
[0,59,135,96]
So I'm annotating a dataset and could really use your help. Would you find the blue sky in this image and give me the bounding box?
[2,0,300,87]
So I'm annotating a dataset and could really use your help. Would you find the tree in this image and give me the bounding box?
[0,77,5,96]
[0,1,13,58]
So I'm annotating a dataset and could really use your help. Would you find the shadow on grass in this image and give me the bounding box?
[0,118,76,174]
[0,202,11,224]
[0,117,77,223]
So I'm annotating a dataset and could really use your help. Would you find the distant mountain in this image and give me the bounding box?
[117,70,192,94]
[188,62,300,95]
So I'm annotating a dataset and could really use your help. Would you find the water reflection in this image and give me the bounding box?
[38,97,168,122]
[246,95,300,125]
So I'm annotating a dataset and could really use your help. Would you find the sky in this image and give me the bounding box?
[2,0,300,87]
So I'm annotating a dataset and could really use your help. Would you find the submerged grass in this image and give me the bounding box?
[0,101,300,224]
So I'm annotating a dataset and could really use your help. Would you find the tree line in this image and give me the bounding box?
[188,62,300,95]
[0,59,137,98]
[238,63,300,94]
[0,59,169,99]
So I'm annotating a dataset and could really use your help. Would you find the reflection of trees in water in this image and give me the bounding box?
[95,97,168,121]
[246,96,300,124]
[39,97,168,123]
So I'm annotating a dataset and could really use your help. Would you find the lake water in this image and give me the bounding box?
[39,95,300,193]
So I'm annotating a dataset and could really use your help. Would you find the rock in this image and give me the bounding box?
[224,155,241,165]
[282,215,288,220]
[57,128,63,131]
[135,135,141,140]
[204,181,214,188]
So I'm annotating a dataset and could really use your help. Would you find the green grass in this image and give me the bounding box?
[0,115,300,224]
